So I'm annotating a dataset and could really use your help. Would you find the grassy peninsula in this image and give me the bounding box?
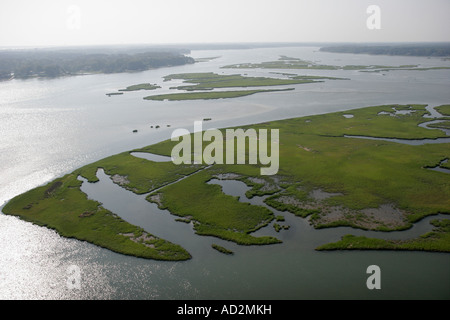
[3,104,449,259]
[435,105,450,116]
[428,121,450,130]
[2,173,191,260]
[162,72,342,90]
[146,168,280,245]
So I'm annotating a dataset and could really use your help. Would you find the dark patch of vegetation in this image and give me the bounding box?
[44,181,62,198]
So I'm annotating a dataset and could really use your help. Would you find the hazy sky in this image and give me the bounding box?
[1,0,449,47]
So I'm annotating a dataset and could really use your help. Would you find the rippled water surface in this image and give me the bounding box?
[1,47,449,299]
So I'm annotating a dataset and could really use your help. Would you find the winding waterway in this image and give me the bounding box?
[345,107,450,145]
[76,167,450,299]
[1,46,449,299]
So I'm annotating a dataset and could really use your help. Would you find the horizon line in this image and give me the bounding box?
[1,41,450,51]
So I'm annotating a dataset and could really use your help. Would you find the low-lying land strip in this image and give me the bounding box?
[222,55,450,73]
[319,44,450,57]
[162,72,344,90]
[144,88,293,101]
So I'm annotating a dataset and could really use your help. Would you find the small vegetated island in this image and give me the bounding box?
[142,71,346,101]
[3,103,449,260]
[119,83,161,91]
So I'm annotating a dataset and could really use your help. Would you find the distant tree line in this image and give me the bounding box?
[319,44,450,57]
[0,49,195,80]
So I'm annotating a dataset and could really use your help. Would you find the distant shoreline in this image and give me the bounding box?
[0,48,195,81]
[320,44,450,57]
